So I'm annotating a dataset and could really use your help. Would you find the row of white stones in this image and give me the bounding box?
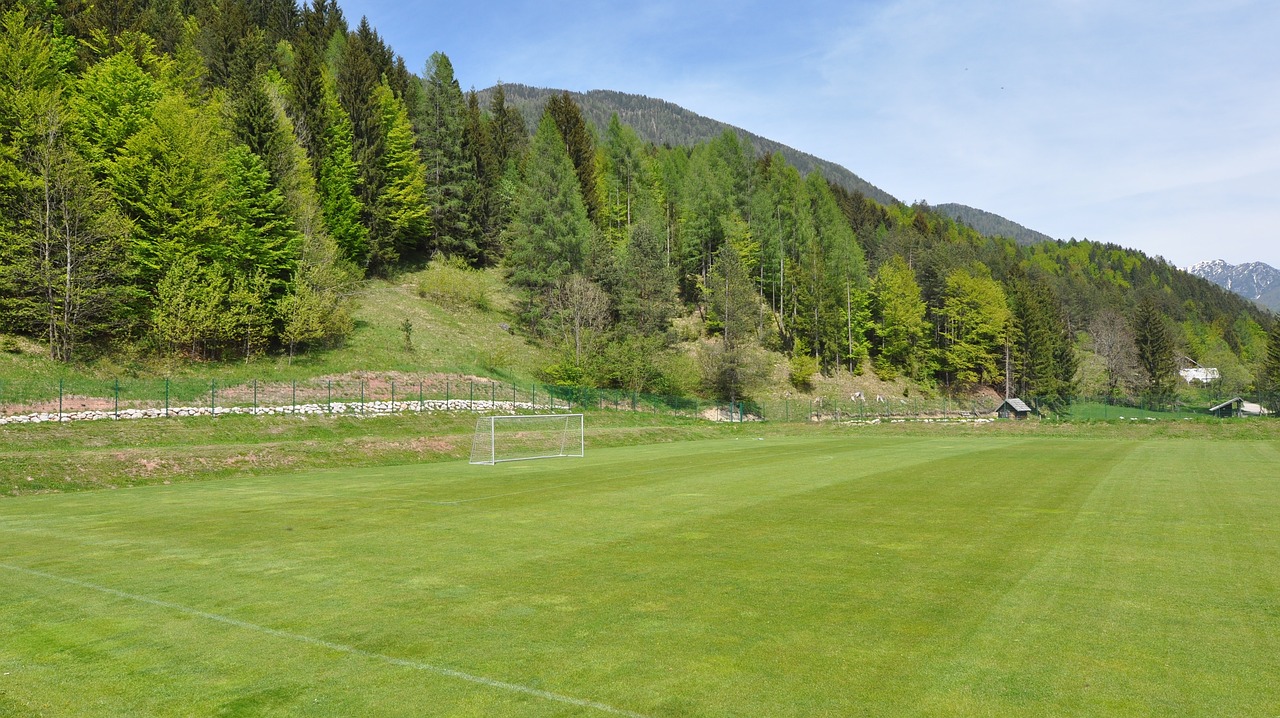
[0,399,560,425]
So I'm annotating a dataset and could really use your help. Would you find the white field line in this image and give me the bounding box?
[0,562,650,718]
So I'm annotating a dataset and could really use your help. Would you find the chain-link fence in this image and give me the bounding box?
[0,375,1275,425]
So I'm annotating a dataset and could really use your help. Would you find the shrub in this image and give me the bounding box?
[789,353,819,391]
[417,256,490,311]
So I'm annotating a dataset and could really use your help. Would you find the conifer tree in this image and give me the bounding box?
[315,68,366,263]
[616,209,678,338]
[504,112,591,327]
[420,52,478,261]
[481,82,527,261]
[1132,294,1177,406]
[216,144,300,296]
[367,80,428,273]
[109,91,226,290]
[1260,321,1280,413]
[600,113,646,244]
[546,91,600,223]
[703,242,763,404]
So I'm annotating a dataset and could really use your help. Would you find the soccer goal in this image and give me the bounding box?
[470,413,584,465]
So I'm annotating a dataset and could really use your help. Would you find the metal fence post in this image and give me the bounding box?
[359,380,364,415]
[419,380,424,412]
[391,380,396,411]
[292,380,297,413]
[210,379,216,418]
[328,380,332,414]
[253,379,258,413]
[58,378,63,422]
[113,378,119,420]
[164,378,169,418]
[469,380,474,411]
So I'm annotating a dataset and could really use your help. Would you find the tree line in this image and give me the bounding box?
[0,0,1276,406]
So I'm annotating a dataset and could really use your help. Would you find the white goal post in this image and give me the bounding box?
[470,413,585,465]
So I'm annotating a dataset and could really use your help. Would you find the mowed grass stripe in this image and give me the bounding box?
[3,433,1280,716]
[0,435,1001,717]
[0,562,650,718]
[909,438,1280,717]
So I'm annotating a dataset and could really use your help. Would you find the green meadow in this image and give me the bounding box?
[2,426,1279,716]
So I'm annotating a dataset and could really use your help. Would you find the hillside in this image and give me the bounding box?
[933,203,1057,246]
[479,84,899,206]
[1185,260,1280,312]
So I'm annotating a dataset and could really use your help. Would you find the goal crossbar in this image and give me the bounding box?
[469,413,584,465]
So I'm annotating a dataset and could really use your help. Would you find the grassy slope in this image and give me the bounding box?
[3,427,1280,716]
[0,267,554,393]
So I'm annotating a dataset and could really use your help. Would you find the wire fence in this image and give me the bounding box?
[0,375,1275,425]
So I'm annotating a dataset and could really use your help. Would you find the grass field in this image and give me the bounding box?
[3,427,1280,716]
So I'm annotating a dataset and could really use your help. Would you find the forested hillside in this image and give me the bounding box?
[933,203,1056,246]
[478,84,899,207]
[1,0,1276,406]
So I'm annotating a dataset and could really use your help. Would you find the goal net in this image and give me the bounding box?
[469,413,584,465]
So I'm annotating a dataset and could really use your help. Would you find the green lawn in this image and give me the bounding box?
[2,430,1279,716]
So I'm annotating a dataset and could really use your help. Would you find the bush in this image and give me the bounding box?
[0,335,20,354]
[417,256,490,311]
[789,353,819,391]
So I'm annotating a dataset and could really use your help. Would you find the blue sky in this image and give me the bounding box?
[337,0,1280,268]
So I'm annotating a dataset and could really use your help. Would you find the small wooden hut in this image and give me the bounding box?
[996,397,1035,420]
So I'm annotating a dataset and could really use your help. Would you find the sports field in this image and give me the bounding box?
[2,431,1279,716]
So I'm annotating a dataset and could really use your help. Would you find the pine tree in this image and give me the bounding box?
[478,82,526,261]
[216,144,301,296]
[703,242,763,404]
[600,113,646,244]
[504,112,591,328]
[1009,271,1078,403]
[1132,294,1177,406]
[419,52,479,261]
[546,91,600,223]
[1258,321,1280,413]
[616,209,678,338]
[367,80,429,273]
[315,68,366,264]
[109,92,225,288]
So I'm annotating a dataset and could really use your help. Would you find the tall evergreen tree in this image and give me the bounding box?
[1260,321,1280,413]
[315,68,366,263]
[616,209,678,338]
[703,242,762,404]
[1132,294,1177,405]
[1009,271,1078,402]
[504,112,591,328]
[546,91,600,223]
[480,81,526,261]
[367,80,429,273]
[419,52,478,261]
[216,144,300,296]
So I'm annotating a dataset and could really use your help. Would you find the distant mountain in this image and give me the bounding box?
[478,84,899,206]
[932,203,1056,246]
[1185,260,1280,312]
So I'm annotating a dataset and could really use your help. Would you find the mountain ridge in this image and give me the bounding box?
[478,84,900,206]
[932,203,1057,246]
[1184,260,1280,312]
